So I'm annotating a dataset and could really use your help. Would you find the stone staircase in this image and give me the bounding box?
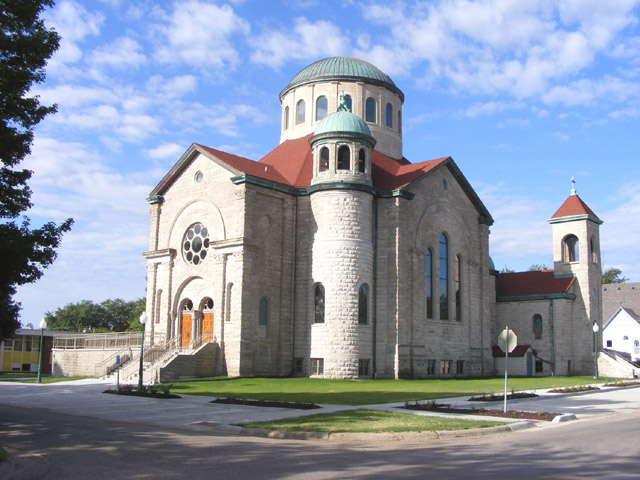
[599,349,640,379]
[105,335,219,385]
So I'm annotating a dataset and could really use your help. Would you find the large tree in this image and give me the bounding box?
[1,0,72,340]
[44,298,146,332]
[602,267,628,285]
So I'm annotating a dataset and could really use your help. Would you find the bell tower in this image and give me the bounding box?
[548,179,603,373]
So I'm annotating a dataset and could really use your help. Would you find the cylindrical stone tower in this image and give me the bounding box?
[307,97,377,378]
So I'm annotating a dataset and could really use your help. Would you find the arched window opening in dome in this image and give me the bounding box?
[398,111,402,134]
[316,96,327,121]
[296,100,305,125]
[344,94,352,112]
[284,106,289,130]
[563,234,579,263]
[439,233,448,320]
[386,103,392,128]
[319,146,329,172]
[338,145,350,170]
[365,97,376,123]
[358,148,366,173]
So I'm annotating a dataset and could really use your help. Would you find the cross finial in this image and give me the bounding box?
[570,176,576,195]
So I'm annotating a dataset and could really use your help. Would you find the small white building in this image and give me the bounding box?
[603,307,640,362]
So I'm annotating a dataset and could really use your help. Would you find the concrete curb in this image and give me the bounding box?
[552,414,577,423]
[210,421,538,442]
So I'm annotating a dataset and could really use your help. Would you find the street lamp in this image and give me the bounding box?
[37,318,47,383]
[593,322,600,380]
[138,311,148,390]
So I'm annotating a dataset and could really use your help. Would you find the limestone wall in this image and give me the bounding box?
[53,349,122,377]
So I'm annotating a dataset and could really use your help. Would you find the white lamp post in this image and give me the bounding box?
[138,312,148,389]
[37,318,47,383]
[593,322,600,380]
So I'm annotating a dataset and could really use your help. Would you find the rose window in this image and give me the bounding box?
[183,223,210,265]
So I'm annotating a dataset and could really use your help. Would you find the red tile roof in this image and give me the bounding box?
[198,136,448,190]
[551,194,599,220]
[492,345,532,357]
[496,270,575,297]
[371,151,449,190]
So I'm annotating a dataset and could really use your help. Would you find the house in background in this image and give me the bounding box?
[603,307,640,363]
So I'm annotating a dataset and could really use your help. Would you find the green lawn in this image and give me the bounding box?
[168,376,611,405]
[0,372,49,379]
[242,409,504,433]
[0,374,89,384]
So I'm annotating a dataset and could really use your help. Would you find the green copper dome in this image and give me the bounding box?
[280,57,404,101]
[314,110,372,137]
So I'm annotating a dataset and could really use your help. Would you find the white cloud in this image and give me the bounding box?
[46,1,104,67]
[601,182,640,281]
[144,143,185,160]
[88,37,147,69]
[462,100,525,117]
[356,0,640,104]
[146,75,198,100]
[155,1,250,68]
[250,17,347,67]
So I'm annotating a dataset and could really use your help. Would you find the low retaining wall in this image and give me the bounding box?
[53,348,131,377]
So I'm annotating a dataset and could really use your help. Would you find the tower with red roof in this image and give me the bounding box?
[548,178,603,372]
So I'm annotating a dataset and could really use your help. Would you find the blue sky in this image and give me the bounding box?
[16,0,640,325]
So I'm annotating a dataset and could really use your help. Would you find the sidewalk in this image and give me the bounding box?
[1,378,639,439]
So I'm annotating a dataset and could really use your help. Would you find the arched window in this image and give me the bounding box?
[296,100,305,125]
[455,255,461,322]
[314,284,325,324]
[316,96,327,121]
[398,111,402,133]
[319,146,329,172]
[426,249,433,318]
[344,94,352,112]
[358,284,369,325]
[590,236,598,264]
[533,314,543,339]
[284,106,289,130]
[439,234,448,320]
[337,145,350,170]
[563,234,579,262]
[365,97,376,123]
[358,148,366,173]
[386,103,392,128]
[258,297,268,326]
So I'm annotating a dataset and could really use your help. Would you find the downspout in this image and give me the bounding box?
[372,196,379,378]
[549,299,555,376]
[290,198,298,375]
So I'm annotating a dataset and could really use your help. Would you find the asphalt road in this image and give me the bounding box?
[2,403,639,479]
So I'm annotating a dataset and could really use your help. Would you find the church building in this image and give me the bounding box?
[143,57,602,380]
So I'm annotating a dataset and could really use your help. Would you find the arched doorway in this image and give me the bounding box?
[201,297,214,343]
[180,299,194,348]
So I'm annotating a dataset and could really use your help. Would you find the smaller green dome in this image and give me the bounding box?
[489,256,496,271]
[314,110,372,137]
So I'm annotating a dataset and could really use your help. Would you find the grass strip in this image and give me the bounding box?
[240,409,504,433]
[168,376,613,405]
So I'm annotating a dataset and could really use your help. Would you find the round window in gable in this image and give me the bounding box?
[183,223,210,265]
[195,171,204,183]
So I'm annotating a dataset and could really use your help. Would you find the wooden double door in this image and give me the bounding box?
[181,312,214,348]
